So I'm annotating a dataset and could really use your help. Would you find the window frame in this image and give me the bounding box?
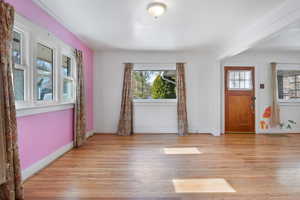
[60,48,76,103]
[12,15,78,116]
[132,64,177,103]
[34,40,58,104]
[227,70,253,91]
[277,64,300,104]
[12,27,29,106]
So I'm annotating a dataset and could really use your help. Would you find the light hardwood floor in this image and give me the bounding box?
[24,134,300,200]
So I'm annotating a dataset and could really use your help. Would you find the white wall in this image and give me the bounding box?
[133,101,177,133]
[222,50,300,133]
[94,50,221,135]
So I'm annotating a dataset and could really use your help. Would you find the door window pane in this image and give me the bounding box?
[13,69,24,101]
[228,70,252,90]
[36,43,53,101]
[12,31,21,65]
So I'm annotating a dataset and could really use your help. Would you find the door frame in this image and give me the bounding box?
[223,66,256,134]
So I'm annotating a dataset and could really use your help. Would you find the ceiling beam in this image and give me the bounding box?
[219,0,300,60]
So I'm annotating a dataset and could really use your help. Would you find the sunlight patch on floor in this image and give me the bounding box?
[172,178,236,193]
[163,147,202,155]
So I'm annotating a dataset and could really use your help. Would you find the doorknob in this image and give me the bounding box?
[251,96,256,101]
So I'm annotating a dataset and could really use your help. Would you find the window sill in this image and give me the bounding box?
[16,103,74,117]
[133,99,177,106]
[279,101,300,107]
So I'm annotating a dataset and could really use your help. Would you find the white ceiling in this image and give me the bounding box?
[35,0,286,51]
[252,21,300,52]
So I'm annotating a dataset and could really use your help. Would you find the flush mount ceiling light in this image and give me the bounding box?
[147,2,167,18]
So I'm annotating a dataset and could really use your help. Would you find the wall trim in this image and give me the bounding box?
[86,130,95,138]
[17,103,74,117]
[22,142,73,181]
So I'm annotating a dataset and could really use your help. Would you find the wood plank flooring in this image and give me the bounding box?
[24,134,300,200]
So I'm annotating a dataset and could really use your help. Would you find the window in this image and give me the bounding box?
[12,31,22,64]
[277,70,300,101]
[228,70,252,90]
[132,70,176,99]
[12,30,26,101]
[11,17,78,115]
[62,55,74,101]
[36,43,54,101]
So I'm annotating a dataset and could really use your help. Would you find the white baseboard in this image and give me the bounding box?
[86,130,95,138]
[22,142,73,181]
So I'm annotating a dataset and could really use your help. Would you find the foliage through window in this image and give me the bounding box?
[132,70,176,99]
[277,70,300,101]
[36,43,54,101]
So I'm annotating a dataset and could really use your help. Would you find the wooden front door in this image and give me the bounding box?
[225,67,255,133]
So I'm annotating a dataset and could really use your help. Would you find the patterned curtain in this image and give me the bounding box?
[74,49,87,147]
[176,63,188,136]
[0,1,24,199]
[117,63,133,136]
[270,63,280,127]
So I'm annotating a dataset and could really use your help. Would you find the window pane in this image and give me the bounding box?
[228,70,252,90]
[12,31,21,65]
[62,55,71,77]
[245,80,251,89]
[245,71,251,80]
[234,72,239,80]
[132,70,176,99]
[240,72,245,80]
[36,43,53,101]
[13,69,24,101]
[240,80,245,88]
[278,70,300,100]
[63,79,73,100]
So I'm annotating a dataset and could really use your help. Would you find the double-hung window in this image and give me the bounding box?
[11,17,78,115]
[36,43,54,101]
[62,55,75,101]
[12,30,26,102]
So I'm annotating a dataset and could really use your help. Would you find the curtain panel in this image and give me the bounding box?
[176,63,188,136]
[117,63,133,136]
[270,63,280,127]
[74,49,87,147]
[0,1,24,199]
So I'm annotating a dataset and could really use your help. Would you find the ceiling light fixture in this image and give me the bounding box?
[147,2,167,19]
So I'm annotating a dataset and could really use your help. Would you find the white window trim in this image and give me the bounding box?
[60,48,76,104]
[16,103,74,117]
[133,63,176,71]
[13,27,30,105]
[133,98,177,105]
[276,64,300,104]
[34,39,58,105]
[13,14,77,117]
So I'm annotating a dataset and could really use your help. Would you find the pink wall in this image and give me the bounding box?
[18,110,74,169]
[5,0,94,170]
